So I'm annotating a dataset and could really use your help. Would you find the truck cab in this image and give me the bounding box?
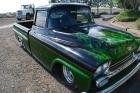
[16,4,35,20]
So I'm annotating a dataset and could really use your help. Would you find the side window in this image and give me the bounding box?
[35,11,47,28]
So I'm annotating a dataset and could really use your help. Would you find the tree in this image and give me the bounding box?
[91,0,113,14]
[130,0,139,11]
[116,0,139,11]
[108,0,113,14]
[49,0,115,14]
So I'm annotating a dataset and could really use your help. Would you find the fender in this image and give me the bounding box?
[51,58,93,92]
[135,37,140,45]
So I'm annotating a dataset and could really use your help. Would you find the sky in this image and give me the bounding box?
[0,0,49,13]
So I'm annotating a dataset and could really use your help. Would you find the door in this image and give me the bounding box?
[29,10,60,69]
[29,10,50,67]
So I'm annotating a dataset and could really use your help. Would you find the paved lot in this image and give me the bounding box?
[0,18,139,93]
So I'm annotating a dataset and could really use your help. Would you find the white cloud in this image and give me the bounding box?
[0,0,49,13]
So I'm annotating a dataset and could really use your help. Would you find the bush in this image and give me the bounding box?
[93,14,101,18]
[116,10,140,22]
[113,11,120,15]
[117,16,137,22]
[136,18,140,30]
[99,12,108,15]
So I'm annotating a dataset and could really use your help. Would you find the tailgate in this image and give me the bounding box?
[13,23,31,52]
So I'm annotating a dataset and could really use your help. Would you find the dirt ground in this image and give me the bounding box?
[0,18,72,93]
[0,18,139,93]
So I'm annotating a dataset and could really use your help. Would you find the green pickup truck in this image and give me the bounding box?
[13,3,140,93]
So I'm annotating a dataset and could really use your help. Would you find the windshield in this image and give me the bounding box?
[21,5,32,9]
[48,5,93,28]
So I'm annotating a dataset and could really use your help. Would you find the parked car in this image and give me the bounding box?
[13,3,140,93]
[16,4,35,20]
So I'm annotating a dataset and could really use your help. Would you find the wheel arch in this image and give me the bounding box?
[50,58,93,92]
[26,13,30,15]
[51,58,86,76]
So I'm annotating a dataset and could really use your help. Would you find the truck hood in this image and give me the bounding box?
[74,26,138,64]
[51,25,138,65]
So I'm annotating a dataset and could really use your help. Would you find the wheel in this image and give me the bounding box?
[26,14,31,20]
[18,36,25,49]
[17,18,21,21]
[62,65,75,86]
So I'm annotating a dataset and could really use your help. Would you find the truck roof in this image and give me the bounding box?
[36,3,89,10]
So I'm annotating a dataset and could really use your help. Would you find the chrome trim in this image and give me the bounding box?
[96,77,109,87]
[98,62,140,93]
[106,53,138,78]
[110,53,133,69]
[63,65,74,84]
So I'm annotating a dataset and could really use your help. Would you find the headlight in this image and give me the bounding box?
[95,62,110,76]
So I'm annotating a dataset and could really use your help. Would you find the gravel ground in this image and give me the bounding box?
[0,18,139,93]
[0,18,72,93]
[0,18,15,26]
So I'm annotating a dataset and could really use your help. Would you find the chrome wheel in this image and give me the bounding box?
[18,36,25,48]
[18,36,23,46]
[62,65,74,84]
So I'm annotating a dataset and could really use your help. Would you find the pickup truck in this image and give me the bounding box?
[13,3,140,93]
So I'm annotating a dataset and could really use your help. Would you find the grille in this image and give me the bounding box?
[109,53,133,71]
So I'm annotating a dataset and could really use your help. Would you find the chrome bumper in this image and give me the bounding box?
[98,62,140,93]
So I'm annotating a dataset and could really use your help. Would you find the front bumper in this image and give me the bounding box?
[98,62,140,93]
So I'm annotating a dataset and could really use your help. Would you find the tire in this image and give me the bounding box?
[26,14,31,20]
[18,36,25,49]
[62,65,75,87]
[17,18,21,21]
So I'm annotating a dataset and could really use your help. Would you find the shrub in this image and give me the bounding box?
[93,14,101,18]
[99,12,108,15]
[116,10,140,22]
[113,11,120,15]
[136,18,140,30]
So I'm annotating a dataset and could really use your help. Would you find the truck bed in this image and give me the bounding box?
[16,20,33,29]
[13,20,34,53]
